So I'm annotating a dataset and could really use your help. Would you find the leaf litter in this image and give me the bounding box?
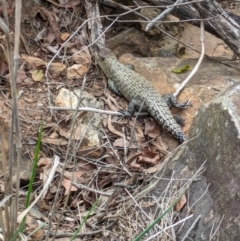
[0,1,201,240]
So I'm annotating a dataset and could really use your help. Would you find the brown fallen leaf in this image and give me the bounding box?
[38,157,52,167]
[107,115,123,138]
[41,137,68,145]
[62,177,77,195]
[106,93,119,111]
[61,32,70,41]
[5,68,27,83]
[144,118,161,138]
[40,8,61,43]
[175,194,187,211]
[129,159,141,169]
[138,149,160,165]
[0,61,8,75]
[126,152,142,165]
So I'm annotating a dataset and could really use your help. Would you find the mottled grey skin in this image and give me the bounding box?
[94,44,187,143]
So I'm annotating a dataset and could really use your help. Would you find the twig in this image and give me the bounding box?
[145,214,193,241]
[13,0,23,234]
[209,215,225,240]
[49,219,117,238]
[72,182,111,197]
[146,0,184,31]
[174,20,205,97]
[181,215,201,241]
[48,106,149,116]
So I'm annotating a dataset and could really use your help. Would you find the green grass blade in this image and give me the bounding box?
[70,199,99,241]
[10,124,44,240]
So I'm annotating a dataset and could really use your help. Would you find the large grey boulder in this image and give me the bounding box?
[151,83,240,240]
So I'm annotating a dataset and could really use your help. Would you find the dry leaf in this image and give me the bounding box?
[62,177,77,195]
[5,69,27,83]
[107,115,123,137]
[38,157,52,167]
[175,194,187,211]
[144,118,161,138]
[41,137,68,145]
[138,150,160,165]
[61,32,70,41]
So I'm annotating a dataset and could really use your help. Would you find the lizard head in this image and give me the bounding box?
[92,42,117,62]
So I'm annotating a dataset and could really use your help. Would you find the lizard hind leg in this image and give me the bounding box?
[163,94,191,109]
[120,99,147,118]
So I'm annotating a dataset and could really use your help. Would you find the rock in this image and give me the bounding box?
[151,83,240,240]
[107,27,152,57]
[55,88,104,157]
[118,53,240,140]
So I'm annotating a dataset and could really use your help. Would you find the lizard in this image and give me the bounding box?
[93,43,188,143]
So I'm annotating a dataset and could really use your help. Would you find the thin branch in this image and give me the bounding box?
[146,0,184,31]
[72,182,111,197]
[48,106,149,116]
[181,215,201,241]
[174,20,205,97]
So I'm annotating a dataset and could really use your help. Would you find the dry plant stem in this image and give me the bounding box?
[72,182,111,197]
[124,188,172,239]
[17,156,60,223]
[181,215,201,241]
[99,0,200,53]
[209,215,225,240]
[174,20,205,97]
[0,4,14,239]
[50,219,117,238]
[48,106,149,116]
[13,0,23,234]
[189,183,209,211]
[0,0,22,237]
[0,195,12,240]
[46,76,87,240]
[0,133,10,239]
[125,156,206,211]
[146,0,184,31]
[145,214,193,241]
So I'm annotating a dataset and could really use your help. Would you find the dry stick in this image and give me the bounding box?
[48,106,149,116]
[0,195,12,240]
[0,134,9,241]
[72,182,111,197]
[146,0,184,31]
[181,215,201,241]
[209,214,225,240]
[0,0,21,237]
[145,214,193,241]
[13,0,23,235]
[0,7,13,241]
[50,219,117,238]
[174,20,205,97]
[124,188,174,240]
